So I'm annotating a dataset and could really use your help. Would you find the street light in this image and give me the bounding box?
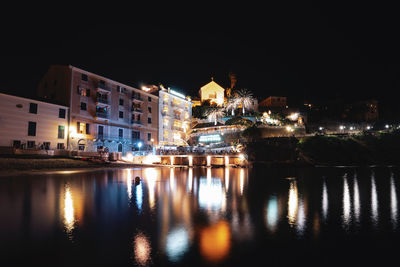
[138,142,142,153]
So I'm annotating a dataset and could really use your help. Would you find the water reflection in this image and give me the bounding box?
[63,184,75,236]
[371,173,379,226]
[134,232,151,266]
[199,221,231,263]
[287,179,298,227]
[353,175,361,224]
[322,178,328,222]
[390,173,398,228]
[265,195,279,233]
[342,174,351,228]
[165,227,189,262]
[2,167,400,266]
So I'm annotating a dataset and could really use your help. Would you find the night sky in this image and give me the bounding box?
[1,3,399,117]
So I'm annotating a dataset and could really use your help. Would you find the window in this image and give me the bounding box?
[119,98,124,106]
[77,87,90,96]
[59,108,66,118]
[148,96,152,102]
[77,122,88,134]
[29,103,38,114]
[81,74,88,81]
[58,125,65,139]
[13,140,21,148]
[28,121,36,136]
[27,141,35,148]
[132,130,140,140]
[148,107,152,113]
[57,143,65,149]
[148,133,151,141]
[98,125,104,137]
[78,145,85,151]
[80,102,87,111]
[117,86,126,94]
[148,117,152,124]
[43,142,50,150]
[119,129,123,138]
[118,143,123,152]
[119,111,124,119]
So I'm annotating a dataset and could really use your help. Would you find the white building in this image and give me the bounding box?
[0,93,69,150]
[158,88,192,147]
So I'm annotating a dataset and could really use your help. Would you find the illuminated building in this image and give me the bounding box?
[199,78,225,107]
[0,93,69,151]
[38,65,159,153]
[157,87,192,147]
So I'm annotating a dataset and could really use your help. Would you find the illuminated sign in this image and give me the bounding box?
[169,89,186,99]
[198,134,222,143]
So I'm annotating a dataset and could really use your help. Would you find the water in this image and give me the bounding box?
[0,166,399,266]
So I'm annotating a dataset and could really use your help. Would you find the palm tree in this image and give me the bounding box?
[236,89,255,115]
[206,107,225,125]
[226,97,240,116]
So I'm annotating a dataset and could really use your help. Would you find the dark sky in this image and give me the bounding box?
[1,3,399,111]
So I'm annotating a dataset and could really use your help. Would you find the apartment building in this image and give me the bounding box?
[158,87,192,147]
[38,65,159,154]
[0,93,69,150]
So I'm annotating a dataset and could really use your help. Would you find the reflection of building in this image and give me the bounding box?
[0,93,69,151]
[199,78,225,107]
[38,65,159,154]
[158,87,192,146]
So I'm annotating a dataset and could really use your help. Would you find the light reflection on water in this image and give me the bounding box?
[1,167,400,266]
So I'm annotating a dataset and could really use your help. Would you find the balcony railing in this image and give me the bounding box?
[131,120,143,125]
[132,95,144,101]
[132,108,143,113]
[95,112,109,119]
[97,83,111,92]
[96,97,109,104]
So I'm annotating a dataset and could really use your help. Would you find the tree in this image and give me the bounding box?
[206,107,225,125]
[235,89,255,115]
[226,97,240,116]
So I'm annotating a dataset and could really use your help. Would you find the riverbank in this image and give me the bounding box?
[245,129,400,167]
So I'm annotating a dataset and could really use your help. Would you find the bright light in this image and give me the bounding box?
[199,134,221,143]
[385,124,390,129]
[170,156,174,165]
[339,125,344,130]
[199,177,225,211]
[138,142,142,148]
[288,113,299,121]
[350,126,354,130]
[286,126,294,132]
[319,127,323,131]
[124,152,133,162]
[367,126,371,130]
[188,155,193,166]
[238,154,245,161]
[207,155,211,167]
[143,154,161,164]
[141,86,151,92]
[169,89,186,99]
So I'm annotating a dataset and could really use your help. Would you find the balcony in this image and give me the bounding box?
[97,83,111,93]
[132,108,143,113]
[162,110,170,116]
[132,95,144,102]
[131,120,143,126]
[172,126,184,132]
[95,111,109,119]
[96,97,110,106]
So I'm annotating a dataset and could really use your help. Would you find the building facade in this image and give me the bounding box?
[38,65,159,154]
[158,88,192,147]
[259,96,287,108]
[199,79,225,106]
[0,93,69,150]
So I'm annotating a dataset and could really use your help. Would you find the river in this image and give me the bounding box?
[0,166,399,266]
